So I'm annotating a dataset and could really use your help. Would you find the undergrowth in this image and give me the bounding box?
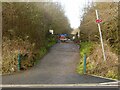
[2,35,56,74]
[76,41,118,80]
[76,42,94,74]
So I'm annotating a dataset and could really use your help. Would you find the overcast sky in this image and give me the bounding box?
[57,0,91,29]
[59,0,86,29]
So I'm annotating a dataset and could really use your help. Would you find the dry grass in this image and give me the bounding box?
[77,42,118,79]
[2,35,56,75]
[86,43,118,79]
[2,37,36,74]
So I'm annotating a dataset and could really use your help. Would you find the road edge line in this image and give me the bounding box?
[99,81,119,85]
[86,74,118,81]
[0,84,119,88]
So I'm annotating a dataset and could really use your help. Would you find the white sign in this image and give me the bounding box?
[49,30,54,34]
[73,36,75,40]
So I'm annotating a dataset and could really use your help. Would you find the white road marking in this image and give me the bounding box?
[0,83,119,88]
[87,74,118,81]
[99,81,120,85]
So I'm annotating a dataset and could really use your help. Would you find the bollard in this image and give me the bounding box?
[18,52,21,71]
[84,53,86,74]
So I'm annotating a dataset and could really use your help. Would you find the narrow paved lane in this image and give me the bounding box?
[2,42,115,84]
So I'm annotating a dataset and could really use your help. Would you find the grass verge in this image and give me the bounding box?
[76,41,118,80]
[76,42,94,74]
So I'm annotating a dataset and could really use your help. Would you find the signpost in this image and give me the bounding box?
[96,19,102,23]
[95,10,106,61]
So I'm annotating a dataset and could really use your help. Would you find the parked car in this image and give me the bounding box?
[59,34,67,42]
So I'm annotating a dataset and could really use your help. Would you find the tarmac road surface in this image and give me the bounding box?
[2,42,116,87]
